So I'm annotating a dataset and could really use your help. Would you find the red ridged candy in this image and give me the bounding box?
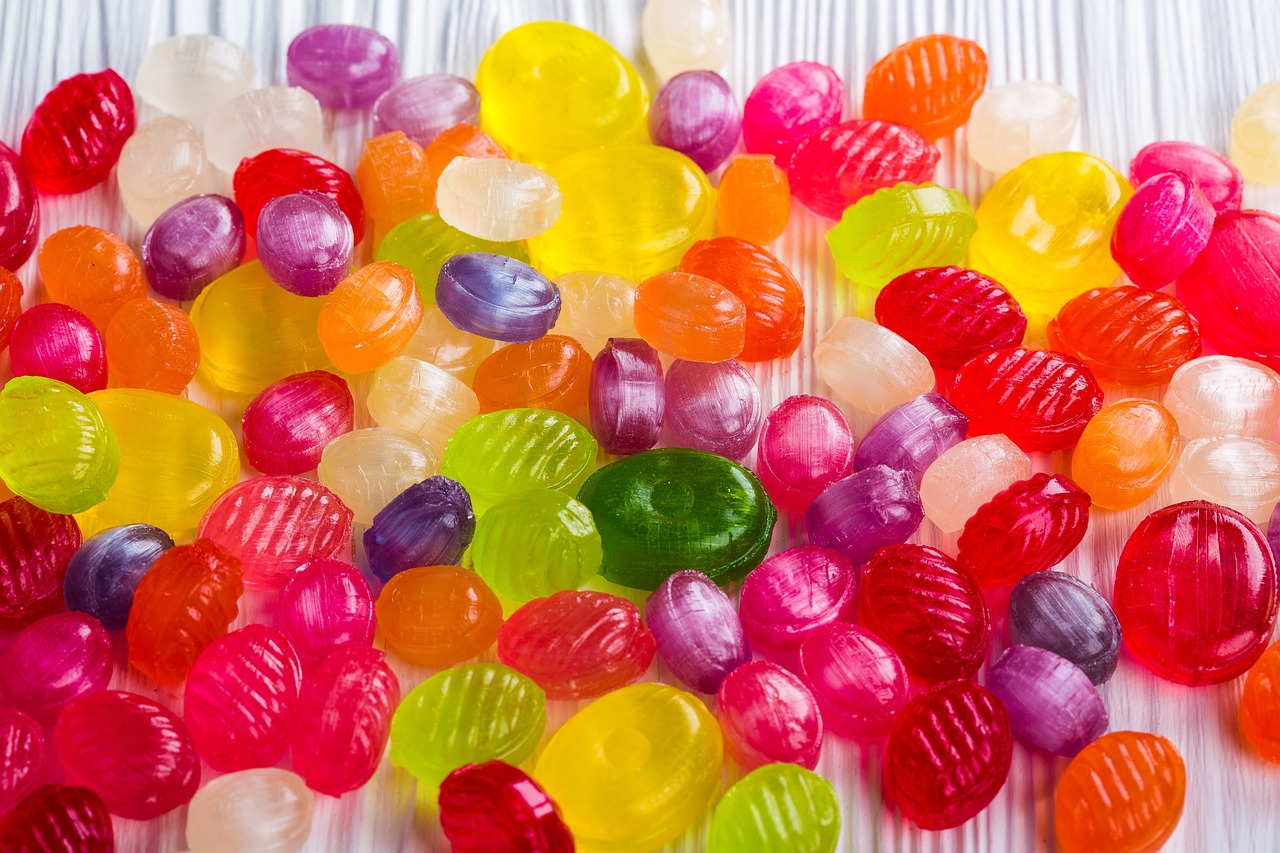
[439,761,575,853]
[717,660,824,771]
[0,141,39,271]
[0,785,113,852]
[21,69,135,194]
[0,496,81,626]
[234,147,366,243]
[0,709,44,816]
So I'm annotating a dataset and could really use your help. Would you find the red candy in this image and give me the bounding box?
[860,544,990,681]
[0,141,39,270]
[949,347,1103,452]
[1114,500,1278,686]
[884,679,1012,830]
[716,659,824,771]
[0,709,44,816]
[277,558,376,664]
[797,623,909,740]
[0,785,113,852]
[439,761,575,853]
[21,69,135,194]
[9,303,108,393]
[1110,170,1214,290]
[0,496,81,626]
[497,590,656,700]
[957,473,1092,587]
[234,147,366,243]
[738,545,858,664]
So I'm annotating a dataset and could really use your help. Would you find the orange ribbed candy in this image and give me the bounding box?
[715,154,791,246]
[633,272,746,363]
[104,298,200,394]
[1241,640,1280,762]
[0,267,21,351]
[1055,731,1186,853]
[1071,400,1180,510]
[356,132,434,227]
[426,123,506,196]
[862,34,988,141]
[317,261,423,374]
[375,565,502,667]
[38,226,145,330]
[472,335,592,415]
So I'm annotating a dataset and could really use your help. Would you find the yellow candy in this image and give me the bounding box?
[78,389,239,537]
[476,21,649,165]
[528,146,714,280]
[534,682,722,853]
[969,152,1132,321]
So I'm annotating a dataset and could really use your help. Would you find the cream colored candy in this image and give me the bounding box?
[318,427,440,524]
[185,768,313,853]
[814,317,935,416]
[920,435,1033,533]
[367,356,480,453]
[203,86,324,173]
[641,0,732,81]
[116,117,209,227]
[135,34,255,124]
[435,157,562,242]
[551,271,638,355]
[1169,435,1280,526]
[1231,81,1280,184]
[398,305,496,385]
[966,81,1078,174]
[1162,356,1280,440]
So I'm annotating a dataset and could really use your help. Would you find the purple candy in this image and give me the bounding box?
[0,613,112,723]
[1009,571,1122,685]
[362,476,476,583]
[742,61,844,160]
[8,303,107,394]
[986,645,1108,756]
[437,252,561,343]
[589,338,665,456]
[142,194,246,301]
[256,190,354,297]
[853,392,968,484]
[649,71,741,174]
[645,570,750,694]
[664,358,761,461]
[63,524,174,631]
[1269,503,1280,565]
[286,24,400,110]
[372,74,481,148]
[739,545,859,666]
[1130,139,1244,214]
[804,465,923,565]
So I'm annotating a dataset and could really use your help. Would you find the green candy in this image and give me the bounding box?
[707,763,841,853]
[377,212,528,305]
[389,663,545,786]
[470,488,603,601]
[577,448,776,590]
[0,377,120,514]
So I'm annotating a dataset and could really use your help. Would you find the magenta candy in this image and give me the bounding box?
[755,394,855,514]
[797,623,909,740]
[1130,140,1243,213]
[286,24,400,110]
[589,337,665,456]
[372,74,481,147]
[853,392,968,485]
[1110,171,1215,290]
[664,358,761,460]
[197,475,353,589]
[644,570,751,693]
[0,497,82,627]
[717,659,824,771]
[256,190,354,297]
[142,194,246,302]
[241,370,354,476]
[804,465,923,565]
[1270,503,1280,565]
[21,69,135,194]
[986,645,1107,757]
[439,761,575,853]
[278,558,375,664]
[739,545,858,665]
[0,612,111,723]
[649,70,741,173]
[0,709,44,816]
[742,61,844,159]
[8,303,107,393]
[0,141,39,271]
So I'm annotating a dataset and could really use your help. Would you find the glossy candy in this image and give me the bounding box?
[1162,355,1280,439]
[664,359,761,460]
[0,785,113,852]
[104,299,200,394]
[1241,640,1280,761]
[0,613,111,722]
[400,304,497,383]
[38,226,145,331]
[367,357,479,451]
[804,466,923,565]
[649,70,740,173]
[1168,435,1280,526]
[1009,572,1122,686]
[372,74,480,147]
[716,154,790,245]
[142,194,246,302]
[797,623,909,740]
[241,371,353,476]
[0,142,39,271]
[1231,81,1280,183]
[578,447,776,589]
[376,566,499,666]
[185,768,313,853]
[317,428,438,525]
[63,524,172,630]
[589,337,666,455]
[203,87,324,174]
[883,680,1011,829]
[788,120,939,219]
[967,81,1078,174]
[473,336,591,415]
[0,709,44,816]
[378,213,526,306]
[319,261,422,373]
[742,62,843,159]
[115,117,209,228]
[814,317,935,415]
[277,559,374,662]
[436,157,562,242]
[645,570,750,693]
[439,761,574,853]
[0,269,21,350]
[853,393,968,485]
[1111,171,1214,290]
[986,645,1107,756]
[234,148,364,243]
[718,660,824,770]
[0,497,80,625]
[22,69,135,193]
[425,122,507,184]
[357,131,434,229]
[1071,400,1180,511]
[550,271,638,356]
[739,546,858,664]
[641,0,731,81]
[471,490,601,601]
[257,191,353,297]
[707,764,840,853]
[437,253,561,343]
[9,303,107,393]
[755,395,855,513]
[287,24,399,109]
[633,271,746,362]
[135,34,255,123]
[1130,140,1243,213]
[363,477,474,582]
[863,35,987,140]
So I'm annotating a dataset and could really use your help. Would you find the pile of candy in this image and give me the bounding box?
[1,1,1280,851]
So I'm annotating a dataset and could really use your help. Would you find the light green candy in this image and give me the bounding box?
[707,763,841,853]
[470,488,602,601]
[0,376,119,514]
[377,213,528,305]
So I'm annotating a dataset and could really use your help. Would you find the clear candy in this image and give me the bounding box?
[116,117,209,228]
[436,157,562,242]
[203,87,324,174]
[135,35,255,123]
[967,81,1078,174]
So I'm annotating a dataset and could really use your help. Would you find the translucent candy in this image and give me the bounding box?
[863,34,987,140]
[0,785,113,851]
[373,74,480,147]
[375,565,498,667]
[707,764,840,853]
[357,131,433,228]
[439,761,574,853]
[804,466,923,565]
[203,86,324,174]
[367,357,478,453]
[645,569,750,693]
[534,683,721,851]
[1010,571,1122,685]
[0,269,17,348]
[739,545,858,664]
[1169,435,1280,526]
[426,123,508,187]
[755,395,855,514]
[815,317,935,416]
[142,193,246,302]
[277,559,374,663]
[986,645,1108,757]
[234,148,365,244]
[1162,355,1280,439]
[1230,81,1280,184]
[853,392,969,485]
[437,157,562,242]
[589,337,665,456]
[256,190,353,298]
[438,253,561,343]
[1071,400,1180,510]
[649,70,740,173]
[317,428,439,524]
[717,660,823,770]
[378,213,527,306]
[0,612,110,723]
[546,273,636,358]
[38,225,145,331]
[633,271,747,362]
[185,768,313,853]
[716,154,791,245]
[1240,640,1280,761]
[742,62,843,159]
[641,0,731,81]
[0,709,43,816]
[919,434,1031,533]
[390,663,546,785]
[399,304,497,383]
[319,261,422,373]
[797,623,908,741]
[0,497,80,626]
[471,489,601,601]
[363,477,474,582]
[473,336,592,415]
[21,69,135,194]
[0,141,39,271]
[103,299,198,395]
[116,117,209,227]
[1130,139,1242,213]
[9,303,107,393]
[664,359,761,460]
[240,372,351,477]
[286,24,399,110]
[967,81,1078,174]
[135,35,255,123]
[1111,171,1215,290]
[63,524,172,630]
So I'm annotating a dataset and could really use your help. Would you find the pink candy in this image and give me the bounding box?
[8,303,107,393]
[739,545,859,665]
[742,61,844,159]
[798,623,909,740]
[241,370,354,475]
[1111,170,1214,290]
[0,709,43,816]
[754,395,855,514]
[278,558,376,664]
[1129,140,1243,214]
[717,659,824,770]
[0,612,111,723]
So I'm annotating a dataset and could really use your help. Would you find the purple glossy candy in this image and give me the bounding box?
[0,612,112,723]
[286,24,400,110]
[0,709,44,816]
[644,570,750,693]
[853,392,968,484]
[241,370,355,476]
[1111,171,1215,290]
[804,465,924,565]
[1130,140,1244,214]
[797,622,909,740]
[742,61,844,159]
[437,253,561,343]
[664,358,761,461]
[589,338,665,456]
[142,194,246,301]
[63,524,174,630]
[1269,503,1279,564]
[738,545,859,664]
[278,558,375,664]
[372,74,481,148]
[649,71,741,173]
[256,190,354,297]
[363,476,476,583]
[9,303,107,393]
[755,395,856,514]
[986,645,1108,756]
[1008,571,1121,685]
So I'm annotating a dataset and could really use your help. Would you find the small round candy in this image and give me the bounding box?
[241,371,353,476]
[633,271,746,362]
[967,81,1078,174]
[803,466,923,565]
[0,785,113,852]
[202,86,324,174]
[664,359,761,460]
[755,395,855,513]
[863,34,987,140]
[363,477,475,582]
[1111,171,1215,290]
[987,645,1108,757]
[550,271,638,357]
[1231,81,1280,184]
[1010,571,1122,686]
[1241,639,1280,762]
[472,335,591,415]
[185,768,313,853]
[234,147,364,242]
[1162,355,1280,439]
[589,337,666,456]
[277,559,374,663]
[1071,399,1180,511]
[641,0,731,81]
[739,545,858,664]
[115,117,209,228]
[367,356,480,451]
[257,190,354,297]
[0,709,44,816]
[1130,139,1243,213]
[1168,435,1280,526]
[375,565,499,667]
[142,193,245,302]
[707,763,840,853]
[38,225,145,331]
[62,524,173,630]
[718,660,823,770]
[797,623,909,740]
[853,392,969,485]
[22,69,135,194]
[317,427,439,525]
[715,154,790,245]
[0,497,81,626]
[919,435,1030,533]
[0,612,111,723]
[104,298,200,394]
[649,70,740,173]
[372,74,480,147]
[357,131,433,228]
[286,24,399,110]
[437,253,561,343]
[9,303,107,393]
[439,761,574,853]
[814,318,936,416]
[436,157,562,242]
[0,142,39,271]
[135,34,255,123]
[318,261,422,373]
[645,569,750,694]
[471,489,601,602]
[742,61,843,159]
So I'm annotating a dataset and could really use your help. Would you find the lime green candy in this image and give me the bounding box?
[0,377,119,514]
[708,763,841,853]
[470,488,602,602]
[376,213,527,305]
[389,663,545,786]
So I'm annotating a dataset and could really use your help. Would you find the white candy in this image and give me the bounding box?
[203,86,324,173]
[318,427,440,524]
[551,271,638,355]
[920,435,1033,534]
[366,356,480,453]
[435,157,562,242]
[1231,81,1280,184]
[641,0,732,82]
[814,317,935,416]
[185,768,313,853]
[136,34,255,124]
[967,81,1078,174]
[116,117,209,227]
[1169,435,1280,526]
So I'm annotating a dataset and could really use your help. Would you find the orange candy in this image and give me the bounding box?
[633,271,747,363]
[1055,731,1186,853]
[375,565,503,668]
[317,261,423,374]
[472,335,592,415]
[104,298,200,394]
[863,34,988,141]
[715,154,790,246]
[356,131,434,227]
[1241,640,1280,762]
[0,267,21,350]
[425,122,507,195]
[1070,399,1180,511]
[38,225,146,330]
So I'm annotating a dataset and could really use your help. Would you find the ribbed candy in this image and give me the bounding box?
[472,335,591,415]
[1130,139,1243,213]
[439,761,574,853]
[471,489,601,601]
[375,565,500,667]
[853,392,969,485]
[0,612,111,722]
[233,148,364,243]
[645,570,750,694]
[318,261,423,373]
[986,645,1108,756]
[755,395,855,513]
[589,337,666,456]
[277,559,375,663]
[142,194,246,302]
[0,270,20,349]
[797,622,909,740]
[706,763,841,853]
[0,709,43,816]
[0,497,81,625]
[9,303,107,393]
[363,477,474,582]
[185,768,314,853]
[742,61,844,159]
[1010,571,1122,686]
[739,545,858,665]
[1111,171,1215,290]
[63,524,172,630]
[0,785,112,852]
[241,371,354,476]
[863,35,988,140]
[21,69,135,193]
[804,466,923,565]
[0,141,39,270]
[718,660,824,770]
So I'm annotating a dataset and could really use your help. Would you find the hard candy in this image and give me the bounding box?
[62,523,173,630]
[203,87,324,174]
[185,768,313,853]
[375,566,499,667]
[142,194,246,302]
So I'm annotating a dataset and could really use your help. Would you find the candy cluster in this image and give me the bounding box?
[0,3,1279,852]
